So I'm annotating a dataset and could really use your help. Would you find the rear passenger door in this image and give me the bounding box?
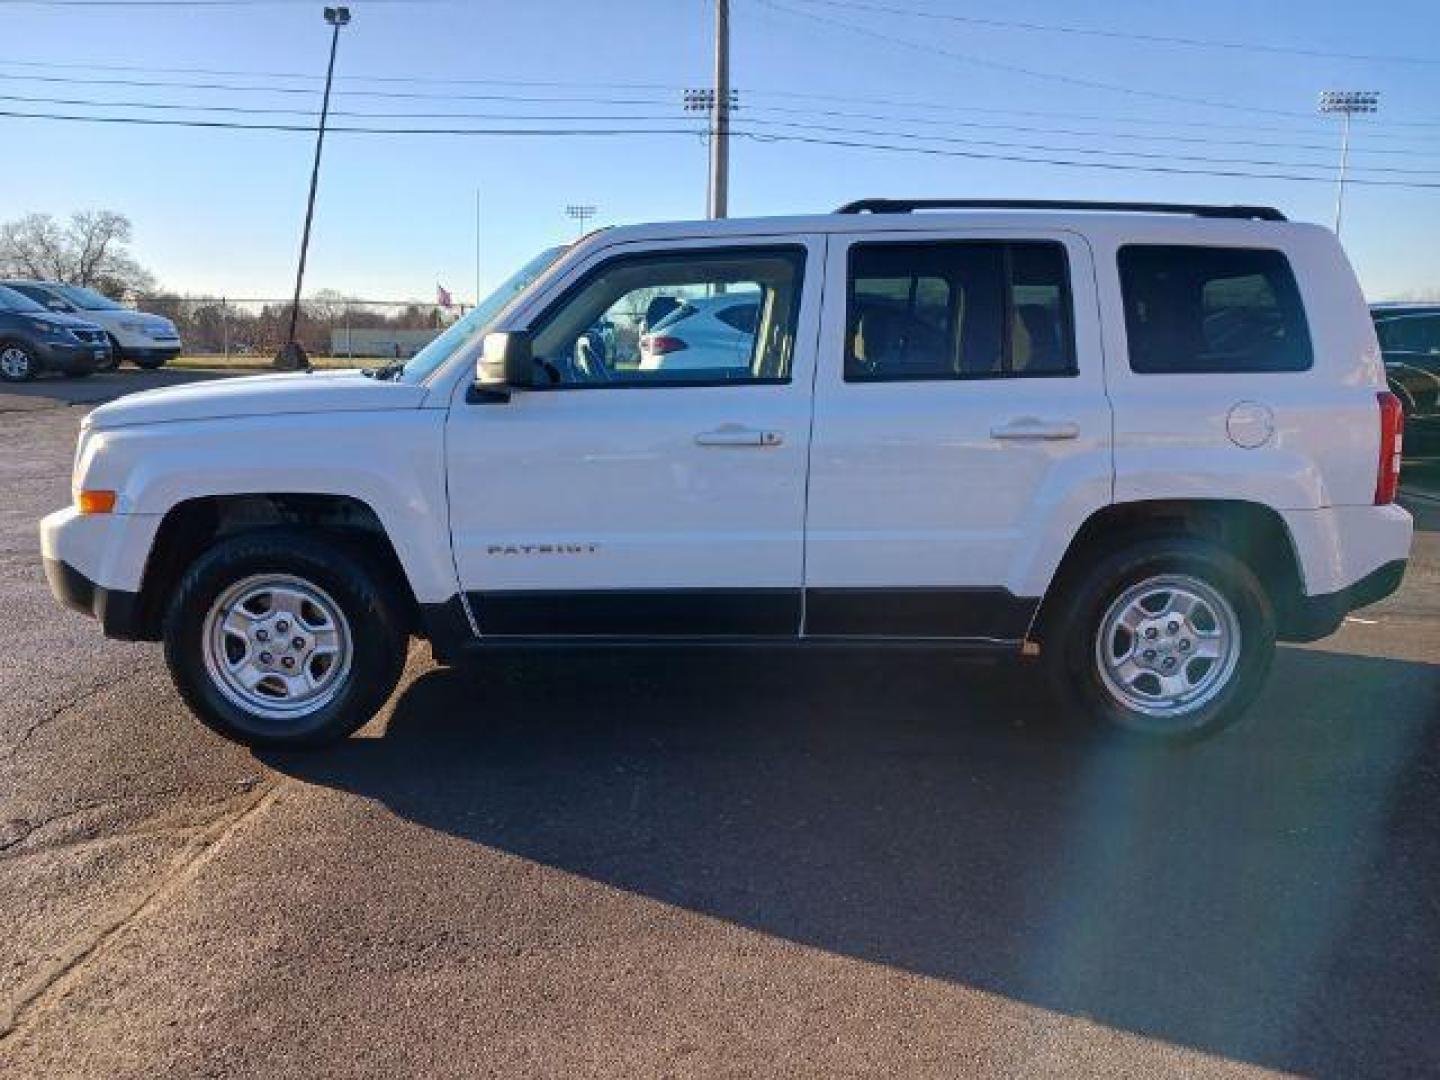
[804,229,1113,641]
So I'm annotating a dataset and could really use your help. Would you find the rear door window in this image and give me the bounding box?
[845,241,1076,381]
[1118,245,1313,373]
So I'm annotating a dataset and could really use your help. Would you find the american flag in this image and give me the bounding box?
[436,284,453,307]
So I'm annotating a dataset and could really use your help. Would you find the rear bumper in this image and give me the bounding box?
[1279,558,1408,642]
[43,557,146,639]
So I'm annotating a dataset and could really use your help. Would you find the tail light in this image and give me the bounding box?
[1375,391,1404,505]
[641,335,687,356]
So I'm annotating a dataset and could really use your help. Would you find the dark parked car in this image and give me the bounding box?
[0,285,112,382]
[1371,303,1440,457]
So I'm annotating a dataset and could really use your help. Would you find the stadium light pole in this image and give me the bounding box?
[1319,90,1378,238]
[277,5,351,371]
[566,204,597,237]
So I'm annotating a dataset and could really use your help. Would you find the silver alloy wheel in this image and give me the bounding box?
[1,346,33,379]
[201,574,352,722]
[1094,573,1241,721]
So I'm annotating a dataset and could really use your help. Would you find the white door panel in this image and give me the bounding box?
[805,228,1113,638]
[445,234,825,637]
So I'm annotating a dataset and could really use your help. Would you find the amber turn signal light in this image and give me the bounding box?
[76,489,117,515]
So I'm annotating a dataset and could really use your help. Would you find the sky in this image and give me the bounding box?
[2,0,1438,304]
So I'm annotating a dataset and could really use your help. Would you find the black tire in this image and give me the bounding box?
[133,353,169,370]
[0,342,39,382]
[163,529,409,748]
[1040,536,1276,742]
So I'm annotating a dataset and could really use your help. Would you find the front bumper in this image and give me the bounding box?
[114,343,180,363]
[43,557,146,639]
[34,338,111,373]
[40,506,163,639]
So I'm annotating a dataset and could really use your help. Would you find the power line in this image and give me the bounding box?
[755,0,1415,124]
[759,1,1440,131]
[0,70,674,106]
[6,90,1432,177]
[741,101,1440,159]
[4,106,1439,189]
[734,115,1440,177]
[777,0,1440,67]
[0,57,683,93]
[0,0,432,6]
[732,129,1440,188]
[3,56,1438,144]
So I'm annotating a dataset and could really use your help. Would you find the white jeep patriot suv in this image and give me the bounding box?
[40,199,1413,747]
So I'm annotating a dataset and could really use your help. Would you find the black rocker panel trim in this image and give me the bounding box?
[804,587,1038,639]
[460,587,1037,640]
[469,588,801,637]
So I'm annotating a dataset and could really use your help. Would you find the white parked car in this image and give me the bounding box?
[1,280,181,369]
[40,199,1412,747]
[639,293,759,371]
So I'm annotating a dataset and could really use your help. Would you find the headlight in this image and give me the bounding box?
[25,317,69,336]
[120,319,147,333]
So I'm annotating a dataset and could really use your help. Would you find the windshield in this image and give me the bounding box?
[390,245,568,384]
[58,284,126,311]
[0,284,48,314]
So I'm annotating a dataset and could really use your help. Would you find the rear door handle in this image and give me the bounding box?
[989,418,1081,441]
[694,425,784,447]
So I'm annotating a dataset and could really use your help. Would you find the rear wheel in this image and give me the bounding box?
[1042,536,1275,741]
[0,343,38,382]
[133,353,169,370]
[163,530,408,748]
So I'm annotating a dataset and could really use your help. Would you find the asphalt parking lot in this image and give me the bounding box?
[1,369,1437,1078]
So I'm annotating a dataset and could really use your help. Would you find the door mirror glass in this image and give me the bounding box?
[478,331,534,389]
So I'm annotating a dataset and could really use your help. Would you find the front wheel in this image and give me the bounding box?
[163,530,409,748]
[1042,537,1276,741]
[0,344,38,382]
[133,355,169,370]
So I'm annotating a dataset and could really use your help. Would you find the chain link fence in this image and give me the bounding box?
[132,297,472,361]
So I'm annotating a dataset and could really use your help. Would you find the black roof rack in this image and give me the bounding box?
[834,198,1287,222]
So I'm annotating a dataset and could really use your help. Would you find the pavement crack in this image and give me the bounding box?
[1,675,140,764]
[0,779,285,1041]
[0,779,264,858]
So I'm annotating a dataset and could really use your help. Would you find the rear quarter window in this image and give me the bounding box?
[1118,245,1313,374]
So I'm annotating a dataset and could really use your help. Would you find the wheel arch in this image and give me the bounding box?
[1032,498,1307,642]
[131,492,421,640]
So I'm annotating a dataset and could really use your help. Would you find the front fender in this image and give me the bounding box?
[76,410,457,604]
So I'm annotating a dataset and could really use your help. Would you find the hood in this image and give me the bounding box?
[8,310,105,333]
[87,370,429,430]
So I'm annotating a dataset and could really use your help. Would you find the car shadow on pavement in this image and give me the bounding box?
[265,645,1439,1078]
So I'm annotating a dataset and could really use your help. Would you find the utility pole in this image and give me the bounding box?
[1318,90,1379,238]
[277,5,350,371]
[566,204,597,237]
[709,0,730,219]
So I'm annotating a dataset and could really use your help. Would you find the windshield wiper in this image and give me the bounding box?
[362,361,406,381]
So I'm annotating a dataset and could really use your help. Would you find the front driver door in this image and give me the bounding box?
[445,236,823,638]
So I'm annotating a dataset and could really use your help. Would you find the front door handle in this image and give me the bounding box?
[990,418,1081,441]
[695,425,784,447]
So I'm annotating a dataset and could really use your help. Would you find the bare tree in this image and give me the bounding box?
[0,210,156,297]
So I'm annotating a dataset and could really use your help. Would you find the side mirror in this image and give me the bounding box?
[477,330,534,391]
